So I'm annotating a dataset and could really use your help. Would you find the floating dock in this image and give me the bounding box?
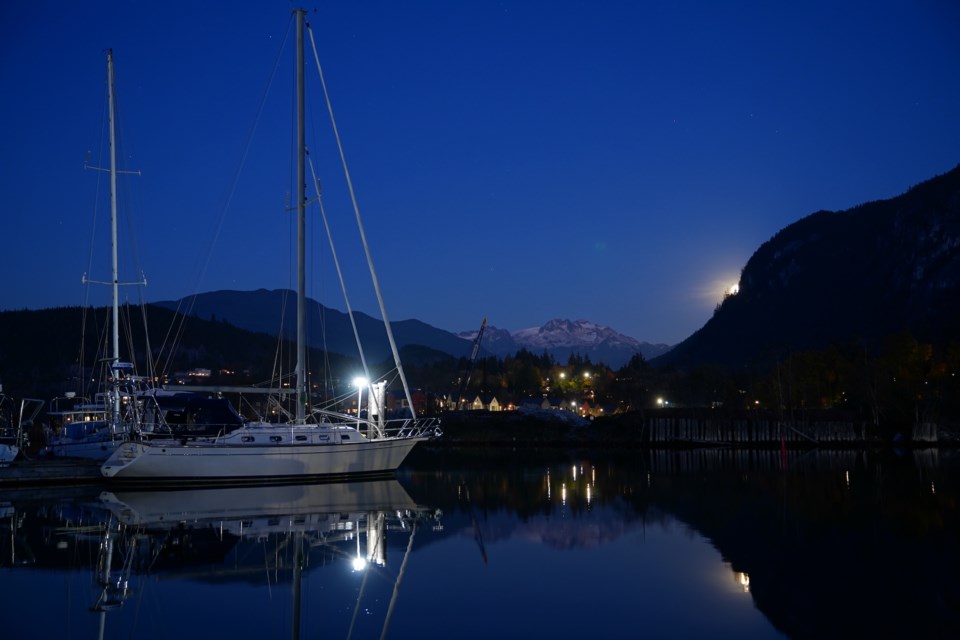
[0,458,103,487]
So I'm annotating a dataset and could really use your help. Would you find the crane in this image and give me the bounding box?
[454,317,487,411]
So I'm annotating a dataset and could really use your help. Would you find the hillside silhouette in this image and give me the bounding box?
[655,164,960,371]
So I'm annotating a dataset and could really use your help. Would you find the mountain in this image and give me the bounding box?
[0,305,354,400]
[462,319,672,368]
[653,164,960,371]
[154,289,475,363]
[155,291,668,370]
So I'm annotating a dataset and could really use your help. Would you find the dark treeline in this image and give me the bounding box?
[0,305,355,402]
[404,332,960,441]
[1,307,958,440]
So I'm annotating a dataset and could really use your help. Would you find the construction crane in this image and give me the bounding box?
[454,317,487,411]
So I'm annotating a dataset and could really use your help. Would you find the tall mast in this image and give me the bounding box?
[107,49,121,423]
[295,9,307,422]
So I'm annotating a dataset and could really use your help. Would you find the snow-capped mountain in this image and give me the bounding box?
[460,319,672,368]
[513,319,640,349]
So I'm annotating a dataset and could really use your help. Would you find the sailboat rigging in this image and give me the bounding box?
[100,9,439,484]
[45,49,148,461]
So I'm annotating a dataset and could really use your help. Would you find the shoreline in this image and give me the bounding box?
[431,408,960,449]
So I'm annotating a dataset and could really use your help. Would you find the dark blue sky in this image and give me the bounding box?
[2,1,958,344]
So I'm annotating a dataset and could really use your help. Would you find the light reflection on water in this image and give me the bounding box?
[1,447,957,639]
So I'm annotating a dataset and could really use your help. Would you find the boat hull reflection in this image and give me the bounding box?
[26,479,441,640]
[100,478,421,528]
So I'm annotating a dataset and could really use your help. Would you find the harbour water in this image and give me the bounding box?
[1,446,957,639]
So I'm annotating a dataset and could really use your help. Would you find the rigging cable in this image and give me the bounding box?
[158,14,296,381]
[79,72,110,396]
[305,155,371,383]
[305,20,417,417]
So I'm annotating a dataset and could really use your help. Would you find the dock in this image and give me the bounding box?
[0,458,103,487]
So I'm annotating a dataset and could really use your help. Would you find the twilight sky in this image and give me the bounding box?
[2,1,958,345]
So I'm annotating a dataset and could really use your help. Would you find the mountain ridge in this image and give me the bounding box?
[460,318,672,366]
[653,163,960,370]
[154,291,665,368]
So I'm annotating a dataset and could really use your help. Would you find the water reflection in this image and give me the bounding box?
[1,480,440,640]
[2,448,958,639]
[400,447,959,639]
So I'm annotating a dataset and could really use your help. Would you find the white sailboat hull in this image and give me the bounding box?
[101,433,424,484]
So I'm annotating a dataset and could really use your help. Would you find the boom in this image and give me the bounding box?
[454,318,487,411]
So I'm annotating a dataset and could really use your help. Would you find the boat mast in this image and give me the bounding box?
[295,9,307,423]
[107,49,121,425]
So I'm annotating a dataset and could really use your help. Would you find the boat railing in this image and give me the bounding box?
[136,415,441,444]
[382,416,442,440]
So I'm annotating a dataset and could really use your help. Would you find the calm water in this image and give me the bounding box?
[1,446,957,639]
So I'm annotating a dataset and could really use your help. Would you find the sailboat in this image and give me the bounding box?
[44,50,148,461]
[43,366,142,461]
[0,391,43,465]
[101,10,439,484]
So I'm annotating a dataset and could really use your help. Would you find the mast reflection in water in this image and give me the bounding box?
[2,447,958,639]
[1,480,440,640]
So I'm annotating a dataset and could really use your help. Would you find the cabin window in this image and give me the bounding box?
[270,435,283,443]
[241,436,255,443]
[341,434,350,441]
[295,435,307,441]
